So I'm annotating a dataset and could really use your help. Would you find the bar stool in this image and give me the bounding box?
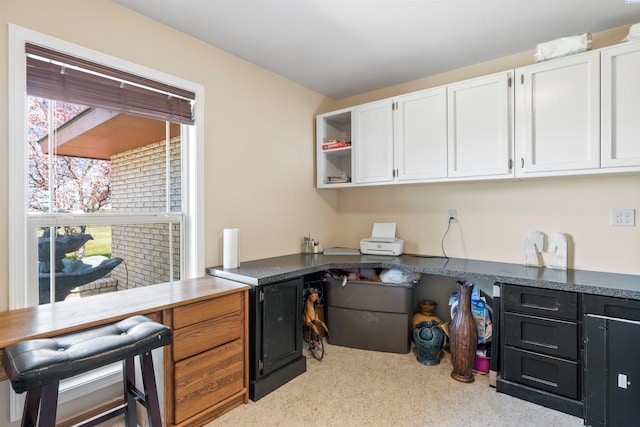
[1,315,172,427]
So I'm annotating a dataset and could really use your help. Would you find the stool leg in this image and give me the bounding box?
[140,351,162,427]
[38,382,60,427]
[123,357,138,427]
[22,388,41,427]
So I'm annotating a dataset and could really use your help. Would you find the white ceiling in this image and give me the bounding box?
[113,0,640,99]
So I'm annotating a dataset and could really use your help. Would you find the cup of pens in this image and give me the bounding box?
[302,235,323,254]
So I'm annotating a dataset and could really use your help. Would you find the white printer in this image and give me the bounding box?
[360,222,404,256]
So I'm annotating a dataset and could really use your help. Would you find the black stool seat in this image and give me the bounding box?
[3,315,171,393]
[2,315,172,427]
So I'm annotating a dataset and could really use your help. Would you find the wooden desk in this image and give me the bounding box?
[0,276,250,427]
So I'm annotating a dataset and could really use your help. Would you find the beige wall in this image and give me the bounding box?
[329,25,640,275]
[0,0,339,312]
[1,2,638,320]
[331,25,631,109]
[335,175,640,273]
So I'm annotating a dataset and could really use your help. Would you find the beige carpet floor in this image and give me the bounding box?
[206,343,584,427]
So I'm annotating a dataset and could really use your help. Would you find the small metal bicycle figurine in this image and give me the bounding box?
[303,290,328,360]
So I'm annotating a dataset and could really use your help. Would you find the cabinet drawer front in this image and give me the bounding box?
[326,279,413,313]
[503,285,578,320]
[583,294,640,321]
[327,306,411,354]
[173,292,243,329]
[504,313,578,359]
[173,311,242,361]
[503,346,579,399]
[174,339,244,424]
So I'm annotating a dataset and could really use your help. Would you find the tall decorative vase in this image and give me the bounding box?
[449,280,478,383]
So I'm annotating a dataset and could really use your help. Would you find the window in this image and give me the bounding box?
[9,25,204,309]
[28,94,185,304]
[8,24,205,420]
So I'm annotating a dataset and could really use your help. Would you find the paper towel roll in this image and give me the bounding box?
[223,228,239,269]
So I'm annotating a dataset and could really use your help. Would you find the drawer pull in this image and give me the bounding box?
[521,303,559,312]
[521,339,558,350]
[521,374,558,388]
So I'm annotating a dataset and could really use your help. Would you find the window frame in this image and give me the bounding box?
[8,24,205,419]
[9,24,205,309]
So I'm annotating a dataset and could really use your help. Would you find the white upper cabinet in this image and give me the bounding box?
[394,87,448,181]
[353,88,448,185]
[515,51,600,177]
[353,99,394,184]
[601,41,640,169]
[316,42,639,189]
[447,71,514,179]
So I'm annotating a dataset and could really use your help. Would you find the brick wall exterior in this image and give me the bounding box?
[66,277,118,299]
[109,137,182,289]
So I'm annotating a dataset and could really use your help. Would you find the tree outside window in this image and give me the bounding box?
[28,97,111,215]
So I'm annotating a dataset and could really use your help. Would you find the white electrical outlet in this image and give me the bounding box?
[611,208,636,227]
[448,209,457,222]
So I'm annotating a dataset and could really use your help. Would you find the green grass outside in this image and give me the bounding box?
[59,225,112,259]
[83,225,112,258]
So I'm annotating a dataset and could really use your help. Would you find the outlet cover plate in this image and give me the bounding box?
[611,208,636,227]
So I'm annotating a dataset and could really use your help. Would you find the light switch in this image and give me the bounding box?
[618,373,628,389]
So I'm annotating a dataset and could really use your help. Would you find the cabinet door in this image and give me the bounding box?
[447,71,513,179]
[585,314,640,427]
[259,278,303,377]
[601,42,640,168]
[353,99,394,184]
[394,87,447,181]
[516,51,600,176]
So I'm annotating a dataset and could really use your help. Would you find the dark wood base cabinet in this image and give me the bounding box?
[497,284,640,425]
[249,277,306,401]
[496,283,583,417]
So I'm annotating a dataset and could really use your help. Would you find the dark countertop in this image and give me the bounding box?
[207,253,640,299]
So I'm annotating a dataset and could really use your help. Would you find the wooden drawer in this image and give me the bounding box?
[173,339,245,424]
[173,292,242,329]
[504,312,578,359]
[503,284,578,320]
[173,310,242,361]
[503,346,579,399]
